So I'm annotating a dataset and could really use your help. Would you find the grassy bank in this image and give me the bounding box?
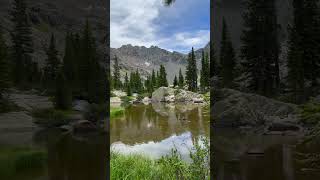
[0,146,47,179]
[110,107,125,119]
[111,138,210,179]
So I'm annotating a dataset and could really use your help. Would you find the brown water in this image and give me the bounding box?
[213,128,320,180]
[110,103,210,160]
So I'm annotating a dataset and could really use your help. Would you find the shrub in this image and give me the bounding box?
[110,107,124,119]
[300,102,320,125]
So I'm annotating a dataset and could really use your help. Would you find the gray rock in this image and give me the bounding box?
[72,100,90,112]
[152,87,204,103]
[212,89,299,127]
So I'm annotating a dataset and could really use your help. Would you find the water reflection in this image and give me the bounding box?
[110,103,209,159]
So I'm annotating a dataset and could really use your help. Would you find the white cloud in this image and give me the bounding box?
[110,0,209,53]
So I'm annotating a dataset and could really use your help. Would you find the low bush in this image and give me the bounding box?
[110,107,124,119]
[300,102,320,125]
[32,108,73,127]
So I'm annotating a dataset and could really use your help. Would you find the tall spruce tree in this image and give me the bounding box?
[63,32,79,94]
[220,19,236,88]
[200,50,210,91]
[151,69,157,88]
[287,0,320,103]
[178,68,184,88]
[240,0,280,96]
[173,75,178,87]
[43,34,60,90]
[0,29,10,98]
[10,0,34,87]
[55,69,72,110]
[113,56,121,89]
[186,48,197,92]
[159,65,168,87]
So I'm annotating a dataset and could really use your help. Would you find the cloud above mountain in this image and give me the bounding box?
[110,0,210,53]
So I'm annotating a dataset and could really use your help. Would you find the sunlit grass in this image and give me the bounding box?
[110,107,124,119]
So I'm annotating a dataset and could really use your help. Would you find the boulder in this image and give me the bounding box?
[73,120,97,133]
[212,89,299,127]
[110,97,122,104]
[142,97,151,105]
[151,87,205,103]
[72,100,90,112]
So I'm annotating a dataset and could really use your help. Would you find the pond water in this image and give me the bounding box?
[110,103,210,160]
[213,128,320,180]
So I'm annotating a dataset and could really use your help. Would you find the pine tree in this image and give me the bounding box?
[159,65,168,87]
[178,68,184,88]
[220,19,236,88]
[240,0,280,96]
[63,32,79,94]
[173,75,178,87]
[10,0,34,87]
[200,50,210,91]
[43,34,60,90]
[151,69,157,88]
[0,29,11,98]
[113,56,121,89]
[55,69,72,110]
[186,48,197,92]
[287,0,320,103]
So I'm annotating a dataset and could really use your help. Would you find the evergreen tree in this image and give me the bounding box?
[159,65,168,87]
[63,32,79,94]
[200,50,210,91]
[113,56,121,89]
[287,0,320,103]
[43,34,60,90]
[186,48,197,92]
[240,0,280,96]
[178,68,184,88]
[151,69,157,88]
[220,19,236,88]
[55,69,72,110]
[87,62,108,104]
[173,75,178,88]
[0,29,11,98]
[10,0,34,87]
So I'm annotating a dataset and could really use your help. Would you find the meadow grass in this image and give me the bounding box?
[110,107,125,119]
[111,138,210,180]
[0,147,47,179]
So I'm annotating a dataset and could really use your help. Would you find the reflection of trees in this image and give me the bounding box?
[47,133,108,180]
[110,104,209,145]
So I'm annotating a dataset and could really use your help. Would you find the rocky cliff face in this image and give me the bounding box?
[111,43,210,83]
[0,0,108,67]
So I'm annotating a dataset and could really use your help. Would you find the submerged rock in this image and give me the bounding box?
[73,120,97,133]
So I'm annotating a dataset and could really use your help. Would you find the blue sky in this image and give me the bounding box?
[110,0,210,54]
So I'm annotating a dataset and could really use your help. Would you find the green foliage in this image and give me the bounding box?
[240,0,280,96]
[178,68,184,89]
[0,29,11,98]
[10,0,34,87]
[300,102,320,125]
[111,137,210,179]
[173,75,178,87]
[113,56,121,90]
[158,65,168,87]
[0,147,47,179]
[43,33,60,91]
[54,70,72,110]
[186,48,197,92]
[110,107,124,119]
[32,108,73,127]
[220,18,236,88]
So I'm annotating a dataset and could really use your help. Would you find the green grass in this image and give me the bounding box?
[32,108,75,127]
[110,107,125,119]
[111,137,210,180]
[0,147,47,179]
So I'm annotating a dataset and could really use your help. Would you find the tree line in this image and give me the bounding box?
[213,0,320,104]
[111,47,210,96]
[0,0,107,110]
